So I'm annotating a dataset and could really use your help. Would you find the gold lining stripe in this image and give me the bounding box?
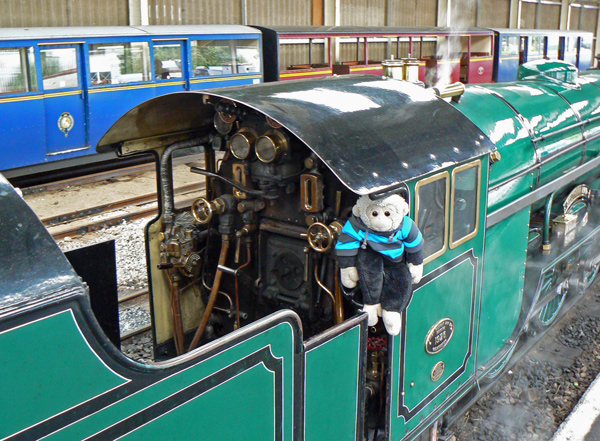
[155,81,186,87]
[190,75,261,83]
[152,38,189,41]
[349,67,383,72]
[0,94,44,104]
[471,57,493,62]
[500,56,520,60]
[89,83,155,93]
[281,70,332,78]
[38,41,85,46]
[0,89,81,103]
[43,90,82,99]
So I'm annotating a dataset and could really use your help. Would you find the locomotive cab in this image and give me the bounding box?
[97,74,497,439]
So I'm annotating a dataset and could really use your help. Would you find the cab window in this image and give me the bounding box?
[415,172,449,264]
[0,47,37,95]
[450,161,481,248]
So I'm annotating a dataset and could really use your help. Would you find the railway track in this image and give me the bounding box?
[21,154,203,195]
[450,281,600,441]
[46,183,204,240]
[118,289,152,342]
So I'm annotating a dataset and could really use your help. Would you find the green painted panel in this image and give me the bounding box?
[558,78,600,160]
[477,207,530,367]
[305,325,361,441]
[0,310,127,439]
[402,258,475,409]
[46,321,296,441]
[122,364,276,440]
[456,87,536,189]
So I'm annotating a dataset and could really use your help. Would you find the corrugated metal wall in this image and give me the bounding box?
[0,0,128,27]
[387,0,437,27]
[538,3,560,29]
[148,0,311,25]
[246,0,311,26]
[340,0,386,26]
[149,0,241,25]
[520,2,536,29]
[579,7,599,33]
[450,0,477,27]
[478,0,510,28]
[571,5,599,33]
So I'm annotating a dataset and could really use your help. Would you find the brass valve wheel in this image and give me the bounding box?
[192,197,213,224]
[307,222,335,253]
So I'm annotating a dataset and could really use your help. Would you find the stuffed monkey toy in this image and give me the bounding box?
[335,194,424,335]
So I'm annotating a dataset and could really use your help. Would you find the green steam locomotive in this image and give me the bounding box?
[1,59,599,441]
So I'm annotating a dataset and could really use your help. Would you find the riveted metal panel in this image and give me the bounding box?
[478,0,510,27]
[0,0,127,27]
[247,0,311,26]
[539,3,560,29]
[340,0,386,26]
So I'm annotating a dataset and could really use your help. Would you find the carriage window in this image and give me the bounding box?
[235,39,260,73]
[154,43,182,80]
[547,36,559,59]
[565,36,578,54]
[415,172,449,264]
[0,47,37,95]
[501,36,519,56]
[41,47,78,90]
[191,39,235,76]
[89,42,151,85]
[450,161,481,248]
[531,36,545,57]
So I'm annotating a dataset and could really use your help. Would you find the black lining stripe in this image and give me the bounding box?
[86,347,283,441]
[6,298,300,441]
[397,250,477,421]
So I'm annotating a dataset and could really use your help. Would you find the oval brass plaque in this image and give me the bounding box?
[431,361,445,382]
[425,318,454,354]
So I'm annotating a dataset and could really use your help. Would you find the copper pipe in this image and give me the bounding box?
[167,271,186,355]
[188,235,230,352]
[334,264,344,324]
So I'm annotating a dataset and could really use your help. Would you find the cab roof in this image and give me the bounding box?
[98,75,496,195]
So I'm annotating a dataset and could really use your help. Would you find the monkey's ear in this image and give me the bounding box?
[352,205,361,217]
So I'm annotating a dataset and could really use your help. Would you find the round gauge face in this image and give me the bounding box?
[230,133,252,159]
[213,113,233,135]
[256,136,277,163]
[219,111,237,124]
[266,116,282,129]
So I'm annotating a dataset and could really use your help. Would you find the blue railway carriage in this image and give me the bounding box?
[490,28,593,82]
[0,25,263,176]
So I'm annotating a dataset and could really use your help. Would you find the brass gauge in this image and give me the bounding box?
[256,130,289,163]
[230,128,258,160]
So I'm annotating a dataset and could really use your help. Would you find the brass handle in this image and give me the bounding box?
[191,197,214,224]
[307,222,334,253]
